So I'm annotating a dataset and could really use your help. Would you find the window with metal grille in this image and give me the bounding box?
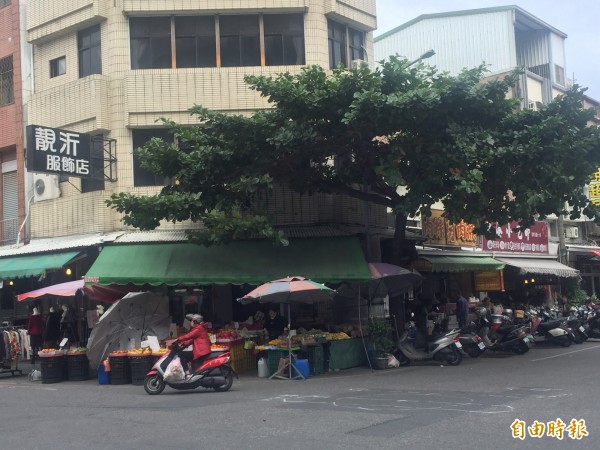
[78,24,102,77]
[50,56,66,78]
[0,55,14,106]
[81,136,106,193]
[264,14,305,66]
[0,0,11,9]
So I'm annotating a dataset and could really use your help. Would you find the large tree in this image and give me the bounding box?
[108,57,600,263]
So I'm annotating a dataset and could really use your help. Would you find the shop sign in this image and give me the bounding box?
[422,209,477,247]
[588,168,600,206]
[474,270,504,292]
[481,221,549,254]
[26,125,92,178]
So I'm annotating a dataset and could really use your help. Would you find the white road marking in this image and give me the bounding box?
[530,344,600,361]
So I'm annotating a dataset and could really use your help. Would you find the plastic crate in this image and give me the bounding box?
[267,349,290,376]
[129,355,155,386]
[305,345,325,376]
[67,354,89,381]
[109,355,131,385]
[40,355,65,384]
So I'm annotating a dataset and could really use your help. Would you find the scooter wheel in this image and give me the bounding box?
[446,347,463,366]
[513,340,529,355]
[561,338,572,347]
[144,375,165,395]
[466,348,481,358]
[214,368,234,392]
[397,352,411,366]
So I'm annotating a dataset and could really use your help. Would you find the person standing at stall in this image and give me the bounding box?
[456,292,469,328]
[264,308,286,341]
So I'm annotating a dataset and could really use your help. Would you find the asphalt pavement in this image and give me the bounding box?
[1,341,599,450]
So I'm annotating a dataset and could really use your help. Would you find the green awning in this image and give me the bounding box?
[0,251,81,280]
[84,237,371,286]
[416,255,505,272]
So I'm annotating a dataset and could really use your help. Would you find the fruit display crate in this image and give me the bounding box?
[304,344,326,376]
[229,340,255,374]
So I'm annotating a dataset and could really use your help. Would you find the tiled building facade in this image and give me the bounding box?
[25,0,384,240]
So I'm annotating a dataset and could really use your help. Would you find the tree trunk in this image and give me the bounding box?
[392,212,407,266]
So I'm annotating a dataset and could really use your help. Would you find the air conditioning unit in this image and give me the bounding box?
[33,173,61,202]
[565,227,579,239]
[351,59,367,69]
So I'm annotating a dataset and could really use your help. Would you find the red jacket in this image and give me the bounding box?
[176,323,211,359]
[27,314,44,336]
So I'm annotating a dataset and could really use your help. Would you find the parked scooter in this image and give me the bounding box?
[144,343,236,395]
[431,315,485,357]
[529,310,572,347]
[393,322,463,366]
[477,310,531,354]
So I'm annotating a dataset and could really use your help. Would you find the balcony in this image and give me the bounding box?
[28,75,111,133]
[27,0,108,43]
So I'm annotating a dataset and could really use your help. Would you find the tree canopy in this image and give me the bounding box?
[107,57,600,262]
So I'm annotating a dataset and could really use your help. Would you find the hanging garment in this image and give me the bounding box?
[44,312,62,342]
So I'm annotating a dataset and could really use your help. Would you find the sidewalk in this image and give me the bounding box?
[1,358,390,388]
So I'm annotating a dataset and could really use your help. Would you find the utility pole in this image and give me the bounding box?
[557,215,567,265]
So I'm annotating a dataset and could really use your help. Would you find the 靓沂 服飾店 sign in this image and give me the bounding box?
[26,125,92,178]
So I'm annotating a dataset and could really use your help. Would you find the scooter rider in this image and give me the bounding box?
[174,314,211,376]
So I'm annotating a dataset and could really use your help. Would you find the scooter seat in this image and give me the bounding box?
[496,326,518,334]
[538,321,562,331]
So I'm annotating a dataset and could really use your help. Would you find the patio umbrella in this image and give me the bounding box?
[86,291,171,370]
[17,279,85,302]
[367,263,424,298]
[238,276,336,380]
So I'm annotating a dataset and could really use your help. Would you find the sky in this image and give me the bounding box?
[375,0,600,100]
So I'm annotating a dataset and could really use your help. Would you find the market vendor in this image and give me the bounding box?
[174,314,211,375]
[264,308,286,341]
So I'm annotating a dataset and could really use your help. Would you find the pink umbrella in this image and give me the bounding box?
[17,279,85,302]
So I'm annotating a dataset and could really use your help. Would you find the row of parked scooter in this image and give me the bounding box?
[392,303,600,367]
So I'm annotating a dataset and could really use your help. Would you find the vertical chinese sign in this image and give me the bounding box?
[422,209,477,247]
[26,125,92,178]
[589,168,600,206]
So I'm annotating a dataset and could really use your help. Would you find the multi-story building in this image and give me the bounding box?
[374,6,599,299]
[0,0,29,248]
[1,1,385,323]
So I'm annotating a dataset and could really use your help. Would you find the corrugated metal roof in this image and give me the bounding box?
[114,230,190,243]
[374,6,566,42]
[0,232,124,257]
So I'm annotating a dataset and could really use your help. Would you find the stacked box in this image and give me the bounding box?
[306,345,325,375]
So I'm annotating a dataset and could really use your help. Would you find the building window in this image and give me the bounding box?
[130,17,172,69]
[0,0,11,9]
[328,20,347,69]
[131,15,305,69]
[175,16,216,68]
[328,20,365,69]
[554,64,565,86]
[81,136,106,193]
[348,28,364,63]
[78,24,102,78]
[0,55,14,106]
[264,14,305,66]
[219,15,260,67]
[132,129,173,187]
[50,56,66,78]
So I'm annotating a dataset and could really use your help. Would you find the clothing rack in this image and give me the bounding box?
[1,325,24,377]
